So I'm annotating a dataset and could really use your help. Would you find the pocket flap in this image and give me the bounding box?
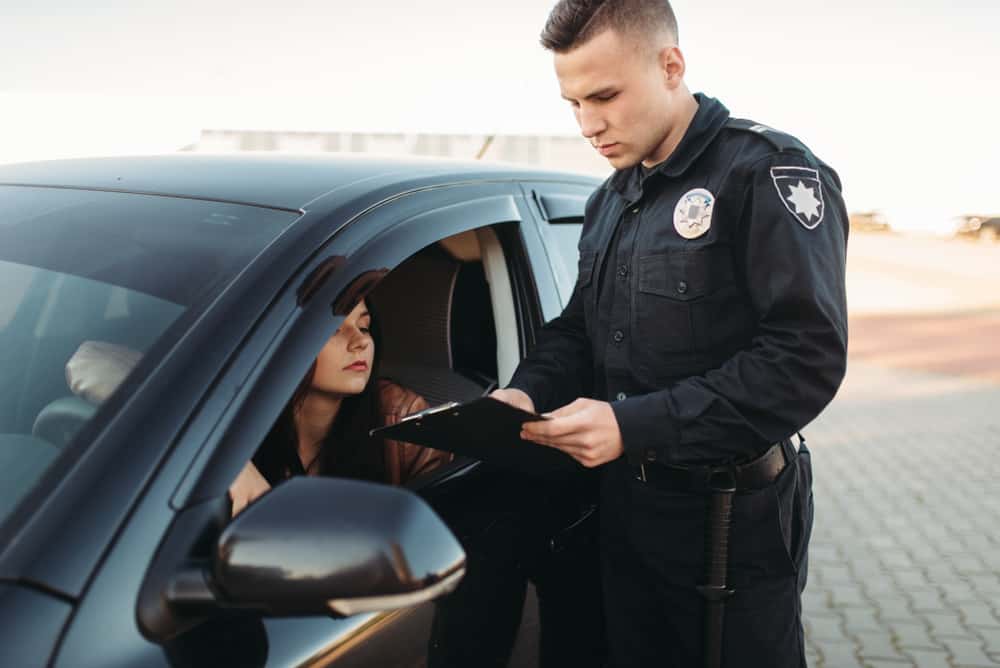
[638,248,734,301]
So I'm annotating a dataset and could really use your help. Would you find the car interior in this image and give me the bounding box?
[372,225,515,405]
[2,279,180,439]
[365,224,534,489]
[0,187,289,526]
[0,266,183,520]
[235,224,520,490]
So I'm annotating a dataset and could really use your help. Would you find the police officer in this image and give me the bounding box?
[490,1,848,666]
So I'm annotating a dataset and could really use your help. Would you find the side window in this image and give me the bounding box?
[370,225,509,406]
[540,219,584,304]
[227,223,519,516]
[524,185,594,305]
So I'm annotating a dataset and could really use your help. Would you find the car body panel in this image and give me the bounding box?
[0,584,71,668]
[0,154,594,213]
[0,154,600,667]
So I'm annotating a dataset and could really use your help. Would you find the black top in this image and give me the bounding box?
[509,93,849,466]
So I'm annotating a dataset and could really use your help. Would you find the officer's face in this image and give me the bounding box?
[555,28,686,170]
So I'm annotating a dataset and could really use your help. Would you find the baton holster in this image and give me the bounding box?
[695,466,737,668]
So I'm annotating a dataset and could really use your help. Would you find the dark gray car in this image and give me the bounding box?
[0,154,602,667]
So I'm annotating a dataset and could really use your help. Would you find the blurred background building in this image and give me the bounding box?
[187,129,1000,242]
[186,129,612,177]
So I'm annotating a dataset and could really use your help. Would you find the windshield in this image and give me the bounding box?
[0,185,300,527]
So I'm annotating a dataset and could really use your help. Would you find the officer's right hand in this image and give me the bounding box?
[490,387,536,414]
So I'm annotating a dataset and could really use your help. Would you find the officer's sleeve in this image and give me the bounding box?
[505,273,594,413]
[612,152,849,464]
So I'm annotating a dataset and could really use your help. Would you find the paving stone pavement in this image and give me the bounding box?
[801,360,1000,667]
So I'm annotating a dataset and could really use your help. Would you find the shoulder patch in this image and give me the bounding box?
[771,166,825,229]
[726,118,805,154]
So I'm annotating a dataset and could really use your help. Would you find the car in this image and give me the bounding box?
[953,213,1000,241]
[0,154,603,667]
[847,210,890,233]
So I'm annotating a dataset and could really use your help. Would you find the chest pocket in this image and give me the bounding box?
[635,246,744,357]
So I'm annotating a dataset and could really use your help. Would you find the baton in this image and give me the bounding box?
[696,469,736,668]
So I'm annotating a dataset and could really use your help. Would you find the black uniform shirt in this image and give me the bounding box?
[593,163,660,404]
[509,93,849,466]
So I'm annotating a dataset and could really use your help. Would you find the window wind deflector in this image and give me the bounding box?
[532,191,587,224]
[297,256,346,306]
[332,269,389,316]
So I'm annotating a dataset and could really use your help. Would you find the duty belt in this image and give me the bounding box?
[632,437,802,668]
[635,441,790,492]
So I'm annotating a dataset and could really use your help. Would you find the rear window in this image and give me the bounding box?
[0,185,300,527]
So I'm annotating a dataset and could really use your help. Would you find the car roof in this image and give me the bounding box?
[0,153,599,212]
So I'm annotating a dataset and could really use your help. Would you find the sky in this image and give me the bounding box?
[1,0,998,231]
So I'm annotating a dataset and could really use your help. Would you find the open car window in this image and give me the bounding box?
[232,225,511,501]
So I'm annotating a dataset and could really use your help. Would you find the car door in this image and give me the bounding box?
[134,180,555,668]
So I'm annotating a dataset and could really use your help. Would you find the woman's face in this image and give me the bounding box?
[311,300,374,397]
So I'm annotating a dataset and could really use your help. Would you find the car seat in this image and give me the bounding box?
[372,241,499,406]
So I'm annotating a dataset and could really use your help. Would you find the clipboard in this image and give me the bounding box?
[369,396,580,474]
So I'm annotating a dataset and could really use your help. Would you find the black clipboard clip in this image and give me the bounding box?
[399,401,462,424]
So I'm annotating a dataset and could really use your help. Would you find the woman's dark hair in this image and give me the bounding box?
[253,297,387,485]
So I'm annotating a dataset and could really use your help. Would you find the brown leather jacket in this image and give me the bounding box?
[376,379,453,485]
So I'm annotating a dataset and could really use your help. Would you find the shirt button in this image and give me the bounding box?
[645,449,657,462]
[677,281,688,294]
[617,264,628,278]
[613,330,624,343]
[616,391,627,401]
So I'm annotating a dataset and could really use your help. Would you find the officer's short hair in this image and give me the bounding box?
[540,0,679,53]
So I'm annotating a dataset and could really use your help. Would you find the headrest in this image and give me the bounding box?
[32,397,98,449]
[30,340,143,449]
[65,340,142,404]
[372,246,459,371]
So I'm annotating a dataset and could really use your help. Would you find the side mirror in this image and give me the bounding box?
[139,477,465,641]
[213,477,465,616]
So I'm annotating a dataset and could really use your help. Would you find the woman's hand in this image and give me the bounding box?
[229,461,271,517]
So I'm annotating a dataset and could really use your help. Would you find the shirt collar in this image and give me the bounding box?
[609,93,730,201]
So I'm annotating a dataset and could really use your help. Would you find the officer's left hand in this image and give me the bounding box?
[520,398,624,468]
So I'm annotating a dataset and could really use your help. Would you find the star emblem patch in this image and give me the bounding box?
[770,166,825,229]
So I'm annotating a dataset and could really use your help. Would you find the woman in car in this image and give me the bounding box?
[227,297,452,514]
[66,297,452,516]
